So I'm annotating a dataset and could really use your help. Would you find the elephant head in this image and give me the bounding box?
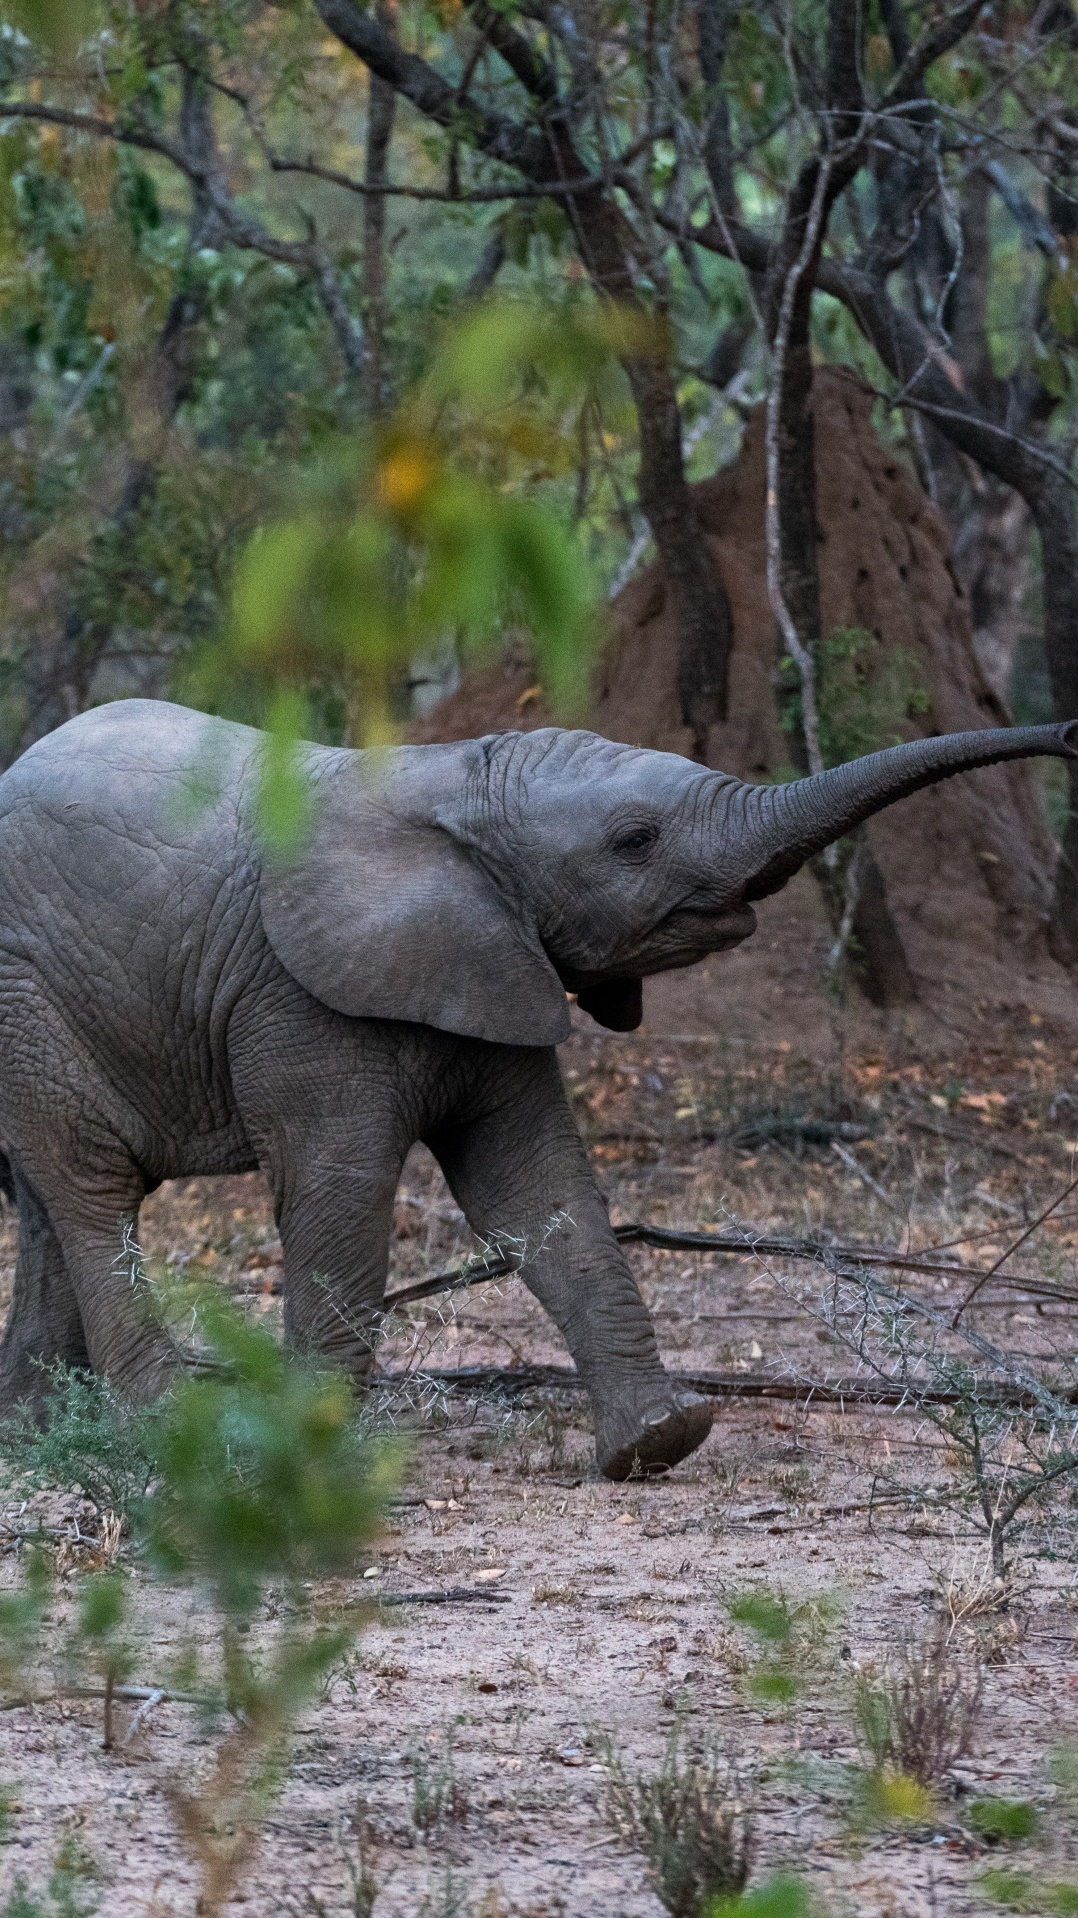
[259,719,1078,1044]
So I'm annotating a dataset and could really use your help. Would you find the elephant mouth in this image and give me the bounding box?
[556,902,758,985]
[627,902,758,974]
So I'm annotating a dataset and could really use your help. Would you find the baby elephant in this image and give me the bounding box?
[0,701,1071,1478]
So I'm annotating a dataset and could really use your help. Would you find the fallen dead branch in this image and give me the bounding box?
[378,1222,1078,1312]
[377,1586,511,1606]
[371,1363,1078,1411]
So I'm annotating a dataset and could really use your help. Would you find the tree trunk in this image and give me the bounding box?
[815,845,918,1006]
[362,7,396,420]
[1036,476,1078,963]
[624,356,733,755]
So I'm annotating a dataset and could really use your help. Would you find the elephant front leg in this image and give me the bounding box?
[429,1048,713,1480]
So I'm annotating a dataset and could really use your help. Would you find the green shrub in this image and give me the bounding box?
[0,1364,159,1521]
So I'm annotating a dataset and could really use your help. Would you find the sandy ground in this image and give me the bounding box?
[0,979,1077,1916]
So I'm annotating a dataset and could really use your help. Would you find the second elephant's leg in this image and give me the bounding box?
[429,1046,713,1480]
[0,1163,90,1417]
[16,1157,179,1406]
[269,1135,410,1383]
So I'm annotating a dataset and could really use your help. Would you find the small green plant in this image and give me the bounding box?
[977,1869,1078,1914]
[417,1868,472,1918]
[343,1803,380,1917]
[604,1726,753,1918]
[0,1546,49,1700]
[776,1258,1078,1584]
[856,1768,935,1829]
[73,1571,134,1752]
[140,1287,397,1915]
[710,1879,811,1918]
[0,1288,396,1918]
[725,1588,837,1709]
[969,1798,1039,1845]
[348,1839,379,1917]
[411,1726,470,1838]
[1,1831,102,1918]
[0,1364,159,1522]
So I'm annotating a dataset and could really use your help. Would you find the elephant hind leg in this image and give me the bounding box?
[0,1166,90,1421]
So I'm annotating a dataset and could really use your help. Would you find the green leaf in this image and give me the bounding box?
[253,689,315,862]
[6,0,97,56]
[231,520,319,658]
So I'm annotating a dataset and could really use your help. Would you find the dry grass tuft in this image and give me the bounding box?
[853,1625,983,1787]
[604,1729,753,1918]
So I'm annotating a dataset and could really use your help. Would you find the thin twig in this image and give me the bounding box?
[377,1586,511,1605]
[831,1137,895,1208]
[951,1173,1078,1324]
[123,1687,165,1744]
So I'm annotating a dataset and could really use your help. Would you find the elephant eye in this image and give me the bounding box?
[613,824,659,858]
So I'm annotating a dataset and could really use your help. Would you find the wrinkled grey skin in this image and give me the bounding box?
[0,700,1072,1479]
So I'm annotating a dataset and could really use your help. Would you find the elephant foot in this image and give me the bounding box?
[594,1380,714,1481]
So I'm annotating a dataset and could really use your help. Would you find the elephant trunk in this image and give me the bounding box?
[737,721,1078,900]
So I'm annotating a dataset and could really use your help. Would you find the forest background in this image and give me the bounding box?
[3,0,1078,1003]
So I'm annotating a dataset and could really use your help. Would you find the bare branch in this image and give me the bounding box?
[267,155,599,202]
[883,0,986,106]
[313,0,551,179]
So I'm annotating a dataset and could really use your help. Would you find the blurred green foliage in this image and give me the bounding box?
[709,1880,811,1918]
[0,1831,102,1918]
[978,1869,1078,1915]
[144,1283,394,1614]
[0,1288,395,1915]
[725,1588,838,1713]
[198,297,658,840]
[0,1544,48,1698]
[726,1593,792,1646]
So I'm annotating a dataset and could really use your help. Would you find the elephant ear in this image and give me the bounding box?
[576,979,643,1032]
[257,745,571,1048]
